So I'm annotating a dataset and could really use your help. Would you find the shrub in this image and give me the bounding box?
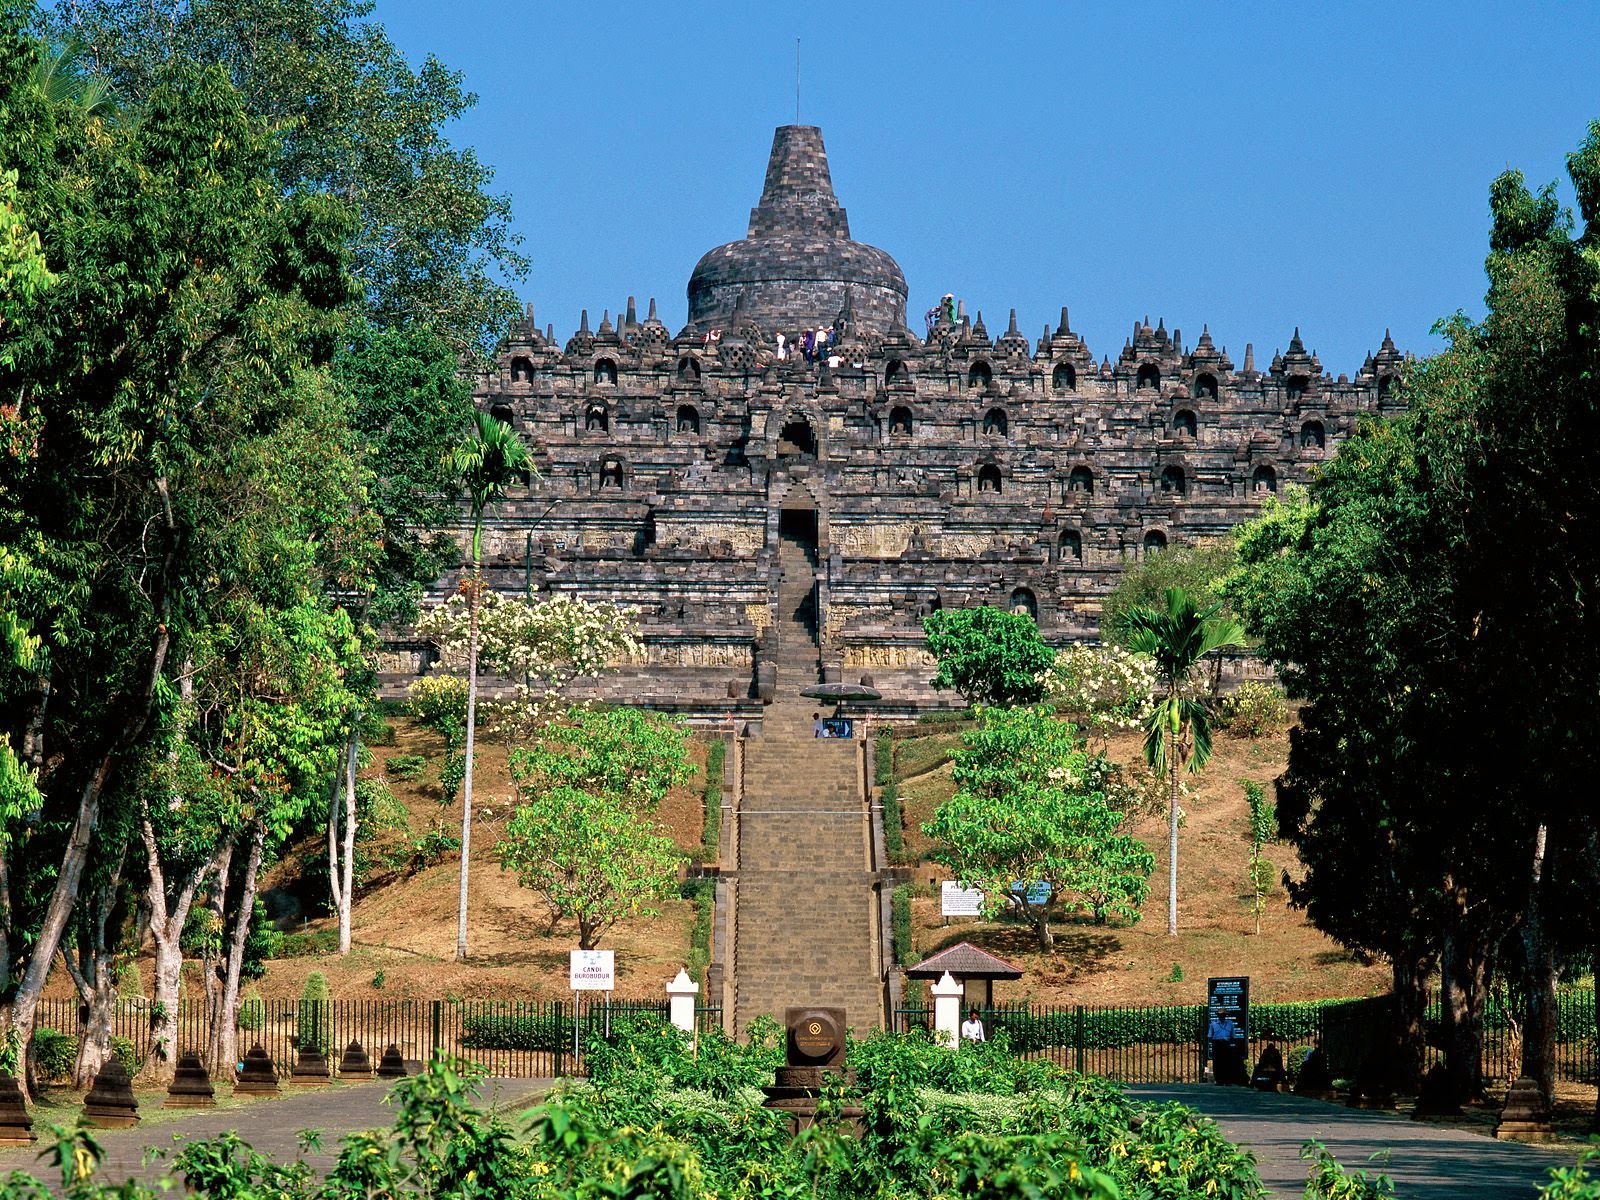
[874,730,893,785]
[115,962,146,1000]
[891,884,914,966]
[881,775,905,861]
[276,928,338,957]
[367,720,398,747]
[698,738,724,861]
[386,753,428,782]
[297,972,332,1055]
[30,1028,76,1082]
[110,1035,139,1076]
[1301,1140,1397,1198]
[682,878,714,982]
[1220,680,1288,737]
[388,821,462,877]
[238,987,266,1033]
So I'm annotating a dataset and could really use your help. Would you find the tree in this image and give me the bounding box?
[1242,780,1275,935]
[1118,587,1243,937]
[511,707,692,810]
[447,410,531,962]
[1100,538,1239,653]
[1042,644,1156,747]
[923,607,1055,707]
[497,786,682,951]
[921,706,1153,951]
[52,0,527,355]
[0,29,357,1085]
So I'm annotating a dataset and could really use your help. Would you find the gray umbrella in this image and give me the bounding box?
[799,683,882,701]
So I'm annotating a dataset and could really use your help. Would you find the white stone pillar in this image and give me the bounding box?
[931,971,963,1049]
[666,969,699,1034]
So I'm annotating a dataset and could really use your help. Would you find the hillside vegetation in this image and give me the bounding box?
[889,715,1391,1006]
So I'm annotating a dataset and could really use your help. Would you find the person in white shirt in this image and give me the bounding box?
[960,1010,985,1042]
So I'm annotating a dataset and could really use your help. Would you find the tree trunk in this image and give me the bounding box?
[1439,928,1490,1104]
[208,822,263,1079]
[457,577,480,962]
[1593,947,1599,1134]
[1519,823,1557,1100]
[61,846,129,1088]
[1034,908,1053,952]
[1389,950,1431,1095]
[339,731,357,954]
[4,481,174,1095]
[1167,757,1179,936]
[139,803,220,1086]
[201,837,234,1067]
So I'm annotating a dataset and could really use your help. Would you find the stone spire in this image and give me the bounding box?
[747,125,850,239]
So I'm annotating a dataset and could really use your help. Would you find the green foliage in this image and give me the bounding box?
[497,783,683,950]
[682,878,714,982]
[298,972,333,1056]
[1168,961,1185,982]
[408,675,469,747]
[1300,1141,1397,1199]
[385,753,427,782]
[1220,680,1288,738]
[511,707,693,812]
[891,883,914,966]
[924,606,1056,707]
[1539,1146,1600,1199]
[1044,643,1157,739]
[881,774,906,861]
[1244,779,1276,933]
[238,987,266,1033]
[276,928,338,958]
[30,1028,75,1082]
[110,1035,138,1077]
[387,820,461,877]
[694,738,724,861]
[1102,537,1240,647]
[114,963,145,1000]
[922,706,1154,949]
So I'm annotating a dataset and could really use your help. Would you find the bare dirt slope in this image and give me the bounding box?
[246,717,706,1003]
[893,719,1391,1007]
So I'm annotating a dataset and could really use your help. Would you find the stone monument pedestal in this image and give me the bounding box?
[377,1043,410,1078]
[761,1007,863,1135]
[338,1040,374,1079]
[1496,1077,1555,1143]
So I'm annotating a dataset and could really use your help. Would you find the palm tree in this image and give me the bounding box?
[30,38,114,116]
[1120,586,1244,936]
[452,410,531,961]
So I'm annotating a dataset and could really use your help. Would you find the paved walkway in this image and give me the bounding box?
[1128,1084,1579,1200]
[0,1077,550,1190]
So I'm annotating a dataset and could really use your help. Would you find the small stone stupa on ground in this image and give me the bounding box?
[235,1044,280,1095]
[0,1073,35,1146]
[1496,1076,1556,1142]
[338,1040,374,1079]
[377,1043,409,1078]
[164,1052,216,1108]
[291,1044,331,1084]
[82,1060,139,1128]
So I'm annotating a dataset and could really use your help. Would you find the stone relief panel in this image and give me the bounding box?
[842,645,938,670]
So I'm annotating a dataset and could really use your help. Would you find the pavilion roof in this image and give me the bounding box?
[904,941,1023,980]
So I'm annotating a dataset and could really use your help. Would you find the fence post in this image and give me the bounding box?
[430,1000,442,1063]
[1073,1005,1085,1075]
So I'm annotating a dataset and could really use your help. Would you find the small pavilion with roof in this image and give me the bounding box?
[905,942,1023,1010]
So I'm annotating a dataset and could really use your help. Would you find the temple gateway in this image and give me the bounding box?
[400,125,1406,715]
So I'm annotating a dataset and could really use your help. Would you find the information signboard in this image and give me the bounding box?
[940,881,985,918]
[569,949,616,992]
[1206,976,1250,1084]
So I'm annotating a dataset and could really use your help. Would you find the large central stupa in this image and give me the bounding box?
[686,125,909,336]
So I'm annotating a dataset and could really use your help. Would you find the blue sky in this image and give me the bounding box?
[373,1,1599,374]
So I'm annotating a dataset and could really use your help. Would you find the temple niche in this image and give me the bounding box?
[421,125,1408,711]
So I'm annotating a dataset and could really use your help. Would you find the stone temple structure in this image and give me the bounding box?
[406,125,1407,712]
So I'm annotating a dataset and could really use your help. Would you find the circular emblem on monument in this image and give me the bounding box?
[790,1009,841,1062]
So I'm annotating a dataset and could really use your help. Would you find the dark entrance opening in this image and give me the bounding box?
[778,507,817,547]
[777,418,816,459]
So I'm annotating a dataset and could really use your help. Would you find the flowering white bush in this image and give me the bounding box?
[415,591,642,738]
[1044,643,1157,734]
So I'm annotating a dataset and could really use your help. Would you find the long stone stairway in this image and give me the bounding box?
[727,531,884,1035]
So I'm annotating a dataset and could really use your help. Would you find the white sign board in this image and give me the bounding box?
[568,949,616,991]
[940,881,985,918]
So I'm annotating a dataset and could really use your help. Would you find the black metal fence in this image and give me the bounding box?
[894,990,1597,1087]
[33,997,724,1081]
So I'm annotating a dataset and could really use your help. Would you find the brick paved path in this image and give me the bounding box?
[1128,1084,1579,1199]
[0,1077,550,1191]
